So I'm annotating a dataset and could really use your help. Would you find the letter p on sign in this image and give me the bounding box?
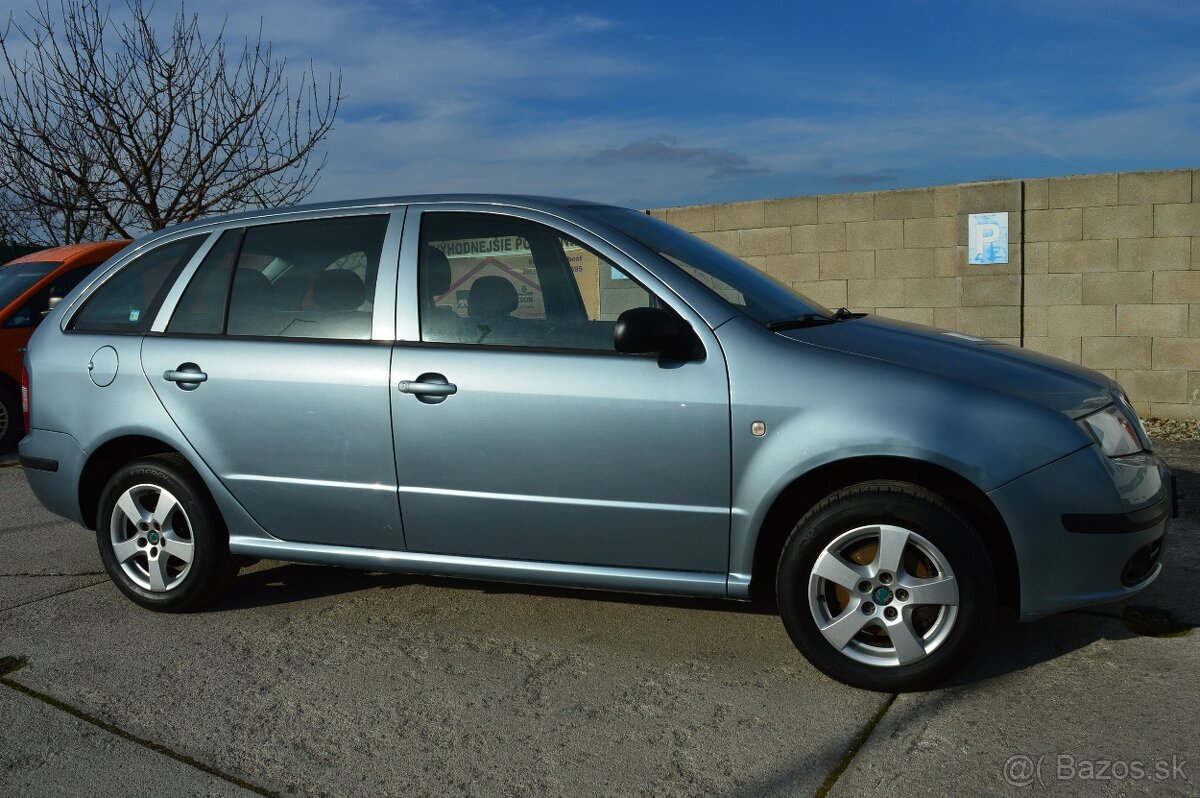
[968,212,1009,265]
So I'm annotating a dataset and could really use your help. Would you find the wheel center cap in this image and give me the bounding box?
[147,531,160,545]
[873,586,893,605]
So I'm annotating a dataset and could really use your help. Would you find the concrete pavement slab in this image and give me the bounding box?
[0,686,258,797]
[828,613,1198,798]
[4,441,1195,797]
[828,439,1198,798]
[0,466,103,576]
[2,565,885,798]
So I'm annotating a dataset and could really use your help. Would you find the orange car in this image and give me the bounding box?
[0,240,131,449]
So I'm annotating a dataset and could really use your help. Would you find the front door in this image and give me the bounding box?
[143,211,406,549]
[389,208,731,573]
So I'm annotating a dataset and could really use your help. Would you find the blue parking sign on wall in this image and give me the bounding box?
[968,212,1009,265]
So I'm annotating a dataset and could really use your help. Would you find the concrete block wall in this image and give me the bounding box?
[650,168,1200,420]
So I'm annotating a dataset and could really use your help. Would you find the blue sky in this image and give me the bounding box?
[11,0,1200,208]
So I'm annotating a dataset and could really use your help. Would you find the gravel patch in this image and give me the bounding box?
[1142,417,1200,443]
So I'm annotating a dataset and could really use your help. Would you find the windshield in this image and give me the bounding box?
[576,205,829,323]
[0,260,58,309]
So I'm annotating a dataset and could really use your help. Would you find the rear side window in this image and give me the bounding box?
[167,214,389,340]
[71,236,207,333]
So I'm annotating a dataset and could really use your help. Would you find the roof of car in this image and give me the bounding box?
[160,194,615,235]
[3,239,131,266]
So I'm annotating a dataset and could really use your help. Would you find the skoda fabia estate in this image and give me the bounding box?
[19,195,1176,690]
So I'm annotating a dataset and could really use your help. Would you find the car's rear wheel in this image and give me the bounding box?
[0,384,20,451]
[96,453,237,611]
[776,480,995,691]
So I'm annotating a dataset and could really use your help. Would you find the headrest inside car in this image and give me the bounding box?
[468,275,518,318]
[313,269,366,312]
[423,246,452,298]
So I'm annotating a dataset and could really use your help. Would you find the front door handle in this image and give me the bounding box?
[163,363,208,391]
[398,373,457,404]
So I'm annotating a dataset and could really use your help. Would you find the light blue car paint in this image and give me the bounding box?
[19,195,1173,623]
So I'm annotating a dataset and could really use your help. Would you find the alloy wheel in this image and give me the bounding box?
[109,483,195,592]
[807,524,959,667]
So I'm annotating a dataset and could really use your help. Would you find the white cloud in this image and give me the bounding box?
[3,0,1197,209]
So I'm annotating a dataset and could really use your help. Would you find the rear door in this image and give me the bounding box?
[389,206,732,573]
[142,209,407,549]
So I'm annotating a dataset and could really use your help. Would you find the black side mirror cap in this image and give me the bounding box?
[614,307,700,359]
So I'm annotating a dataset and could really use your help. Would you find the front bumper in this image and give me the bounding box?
[988,445,1174,620]
[18,428,89,526]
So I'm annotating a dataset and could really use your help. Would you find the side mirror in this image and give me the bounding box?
[40,295,63,319]
[614,307,697,359]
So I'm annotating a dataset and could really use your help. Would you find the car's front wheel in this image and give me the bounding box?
[96,454,237,612]
[776,480,995,691]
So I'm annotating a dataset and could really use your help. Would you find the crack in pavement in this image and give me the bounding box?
[812,692,897,798]
[0,656,279,798]
[0,579,108,614]
[1,571,106,577]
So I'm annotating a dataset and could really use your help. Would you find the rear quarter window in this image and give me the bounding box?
[70,236,207,333]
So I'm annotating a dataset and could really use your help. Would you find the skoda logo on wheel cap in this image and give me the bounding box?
[147,531,161,545]
[873,586,892,605]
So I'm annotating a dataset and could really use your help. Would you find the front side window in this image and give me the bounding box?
[71,236,207,333]
[419,212,653,350]
[167,214,390,340]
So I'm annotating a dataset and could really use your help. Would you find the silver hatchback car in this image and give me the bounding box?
[19,195,1176,690]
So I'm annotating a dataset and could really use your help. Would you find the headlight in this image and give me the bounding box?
[1080,405,1143,457]
[1114,391,1152,450]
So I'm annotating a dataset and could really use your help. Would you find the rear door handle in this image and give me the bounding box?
[398,373,457,404]
[163,363,208,391]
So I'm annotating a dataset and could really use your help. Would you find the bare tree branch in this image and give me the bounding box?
[0,0,342,245]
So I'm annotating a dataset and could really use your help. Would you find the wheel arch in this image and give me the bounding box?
[78,435,182,529]
[750,456,1019,611]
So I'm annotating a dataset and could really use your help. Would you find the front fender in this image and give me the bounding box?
[714,317,1092,585]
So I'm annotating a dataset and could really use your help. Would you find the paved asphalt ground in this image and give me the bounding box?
[1,443,1196,798]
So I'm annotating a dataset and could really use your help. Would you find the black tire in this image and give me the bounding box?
[96,453,238,612]
[776,480,995,691]
[0,383,21,452]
